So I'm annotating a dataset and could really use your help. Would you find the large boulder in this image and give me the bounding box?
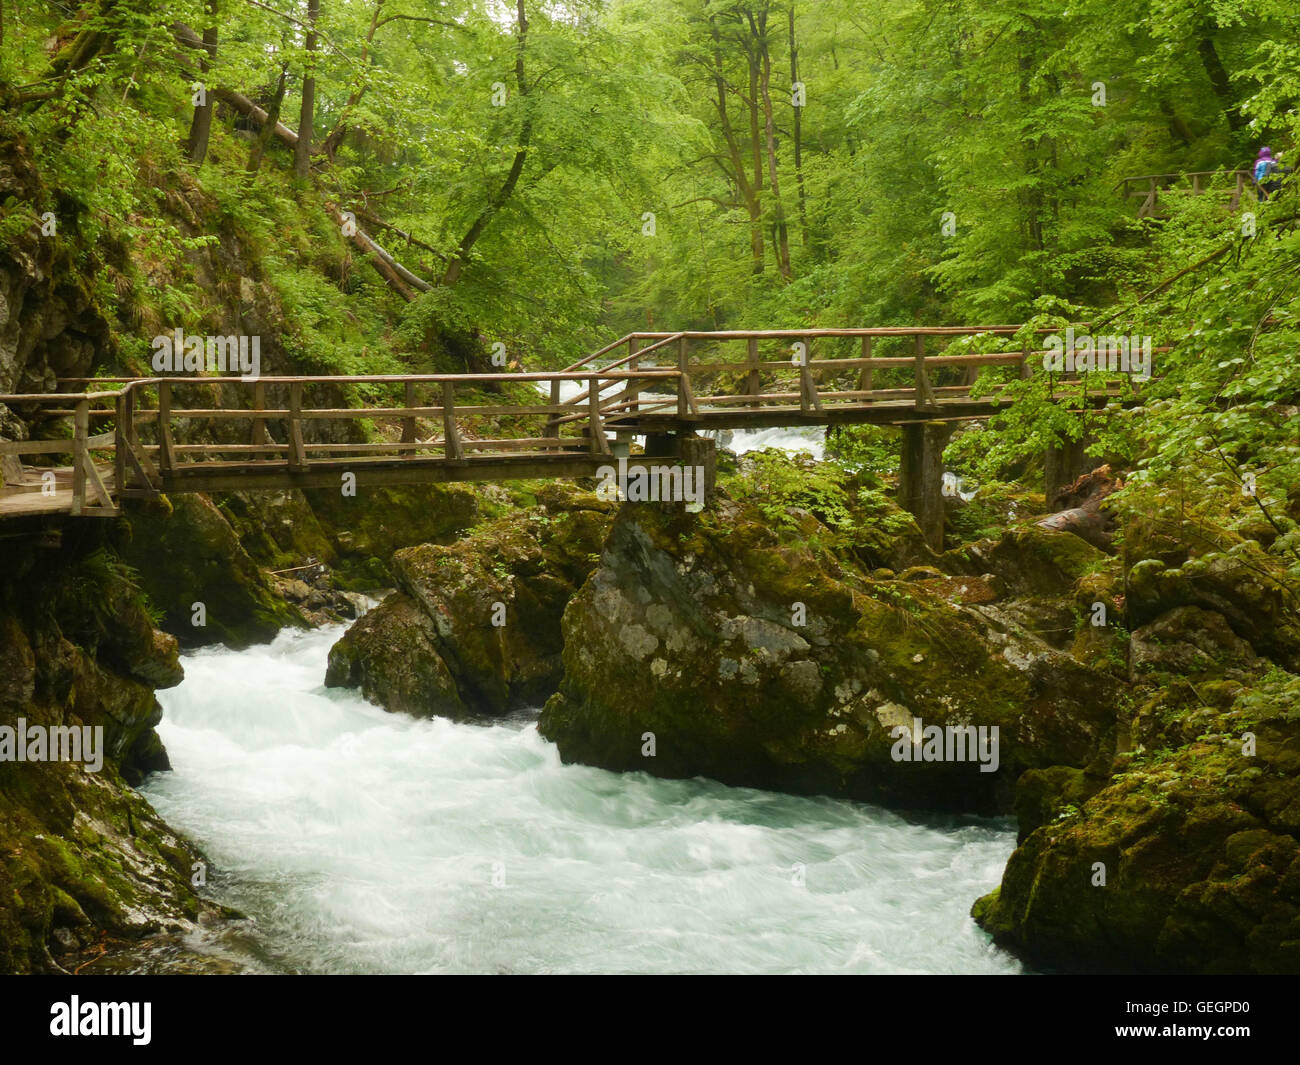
[326,483,613,716]
[538,495,1122,813]
[0,535,205,973]
[973,676,1300,973]
[121,494,304,649]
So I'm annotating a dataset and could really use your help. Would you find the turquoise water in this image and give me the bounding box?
[141,624,1022,974]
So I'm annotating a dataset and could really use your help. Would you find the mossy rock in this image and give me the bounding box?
[539,497,1122,813]
[303,483,480,586]
[325,488,614,716]
[121,494,303,649]
[975,676,1300,973]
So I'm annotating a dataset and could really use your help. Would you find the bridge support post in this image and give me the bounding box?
[899,420,952,551]
[643,432,676,459]
[1044,434,1095,504]
[678,432,717,505]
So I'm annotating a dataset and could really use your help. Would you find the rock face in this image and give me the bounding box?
[121,494,304,649]
[538,492,1122,813]
[326,484,613,717]
[0,532,206,974]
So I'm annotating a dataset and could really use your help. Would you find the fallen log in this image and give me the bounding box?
[1036,464,1123,552]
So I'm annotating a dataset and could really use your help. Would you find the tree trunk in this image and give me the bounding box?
[186,4,218,164]
[293,0,320,177]
[320,0,384,160]
[1158,98,1193,147]
[789,7,808,248]
[247,64,288,173]
[441,0,531,286]
[707,9,763,274]
[1197,29,1245,133]
[754,12,791,280]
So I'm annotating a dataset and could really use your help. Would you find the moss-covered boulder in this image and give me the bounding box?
[973,672,1300,973]
[538,493,1122,813]
[973,660,1300,974]
[121,494,303,649]
[325,483,613,715]
[325,593,467,719]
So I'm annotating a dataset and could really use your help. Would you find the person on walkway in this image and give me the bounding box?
[1254,147,1285,200]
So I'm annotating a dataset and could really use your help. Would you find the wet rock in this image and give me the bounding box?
[325,483,613,716]
[122,494,304,649]
[973,675,1300,973]
[539,497,1121,813]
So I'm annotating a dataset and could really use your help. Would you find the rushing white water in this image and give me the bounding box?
[141,625,1022,975]
[538,377,826,459]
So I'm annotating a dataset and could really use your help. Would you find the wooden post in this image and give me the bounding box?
[1192,173,1201,195]
[442,381,464,460]
[798,339,823,414]
[746,336,761,406]
[114,391,128,493]
[622,337,641,419]
[857,335,873,395]
[914,333,937,410]
[1020,337,1033,380]
[71,399,88,516]
[401,380,417,444]
[157,379,176,473]
[899,421,954,550]
[544,379,562,439]
[588,376,612,455]
[677,335,690,419]
[288,380,308,470]
[251,380,270,444]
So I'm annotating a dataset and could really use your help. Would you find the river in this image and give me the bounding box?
[139,624,1023,975]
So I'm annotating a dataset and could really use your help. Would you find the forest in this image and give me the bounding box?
[0,0,1299,993]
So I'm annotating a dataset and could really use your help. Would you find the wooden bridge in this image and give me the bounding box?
[0,325,1146,544]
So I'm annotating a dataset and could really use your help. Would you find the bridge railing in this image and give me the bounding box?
[556,326,1107,424]
[1117,169,1253,217]
[2,369,684,503]
[0,389,122,516]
